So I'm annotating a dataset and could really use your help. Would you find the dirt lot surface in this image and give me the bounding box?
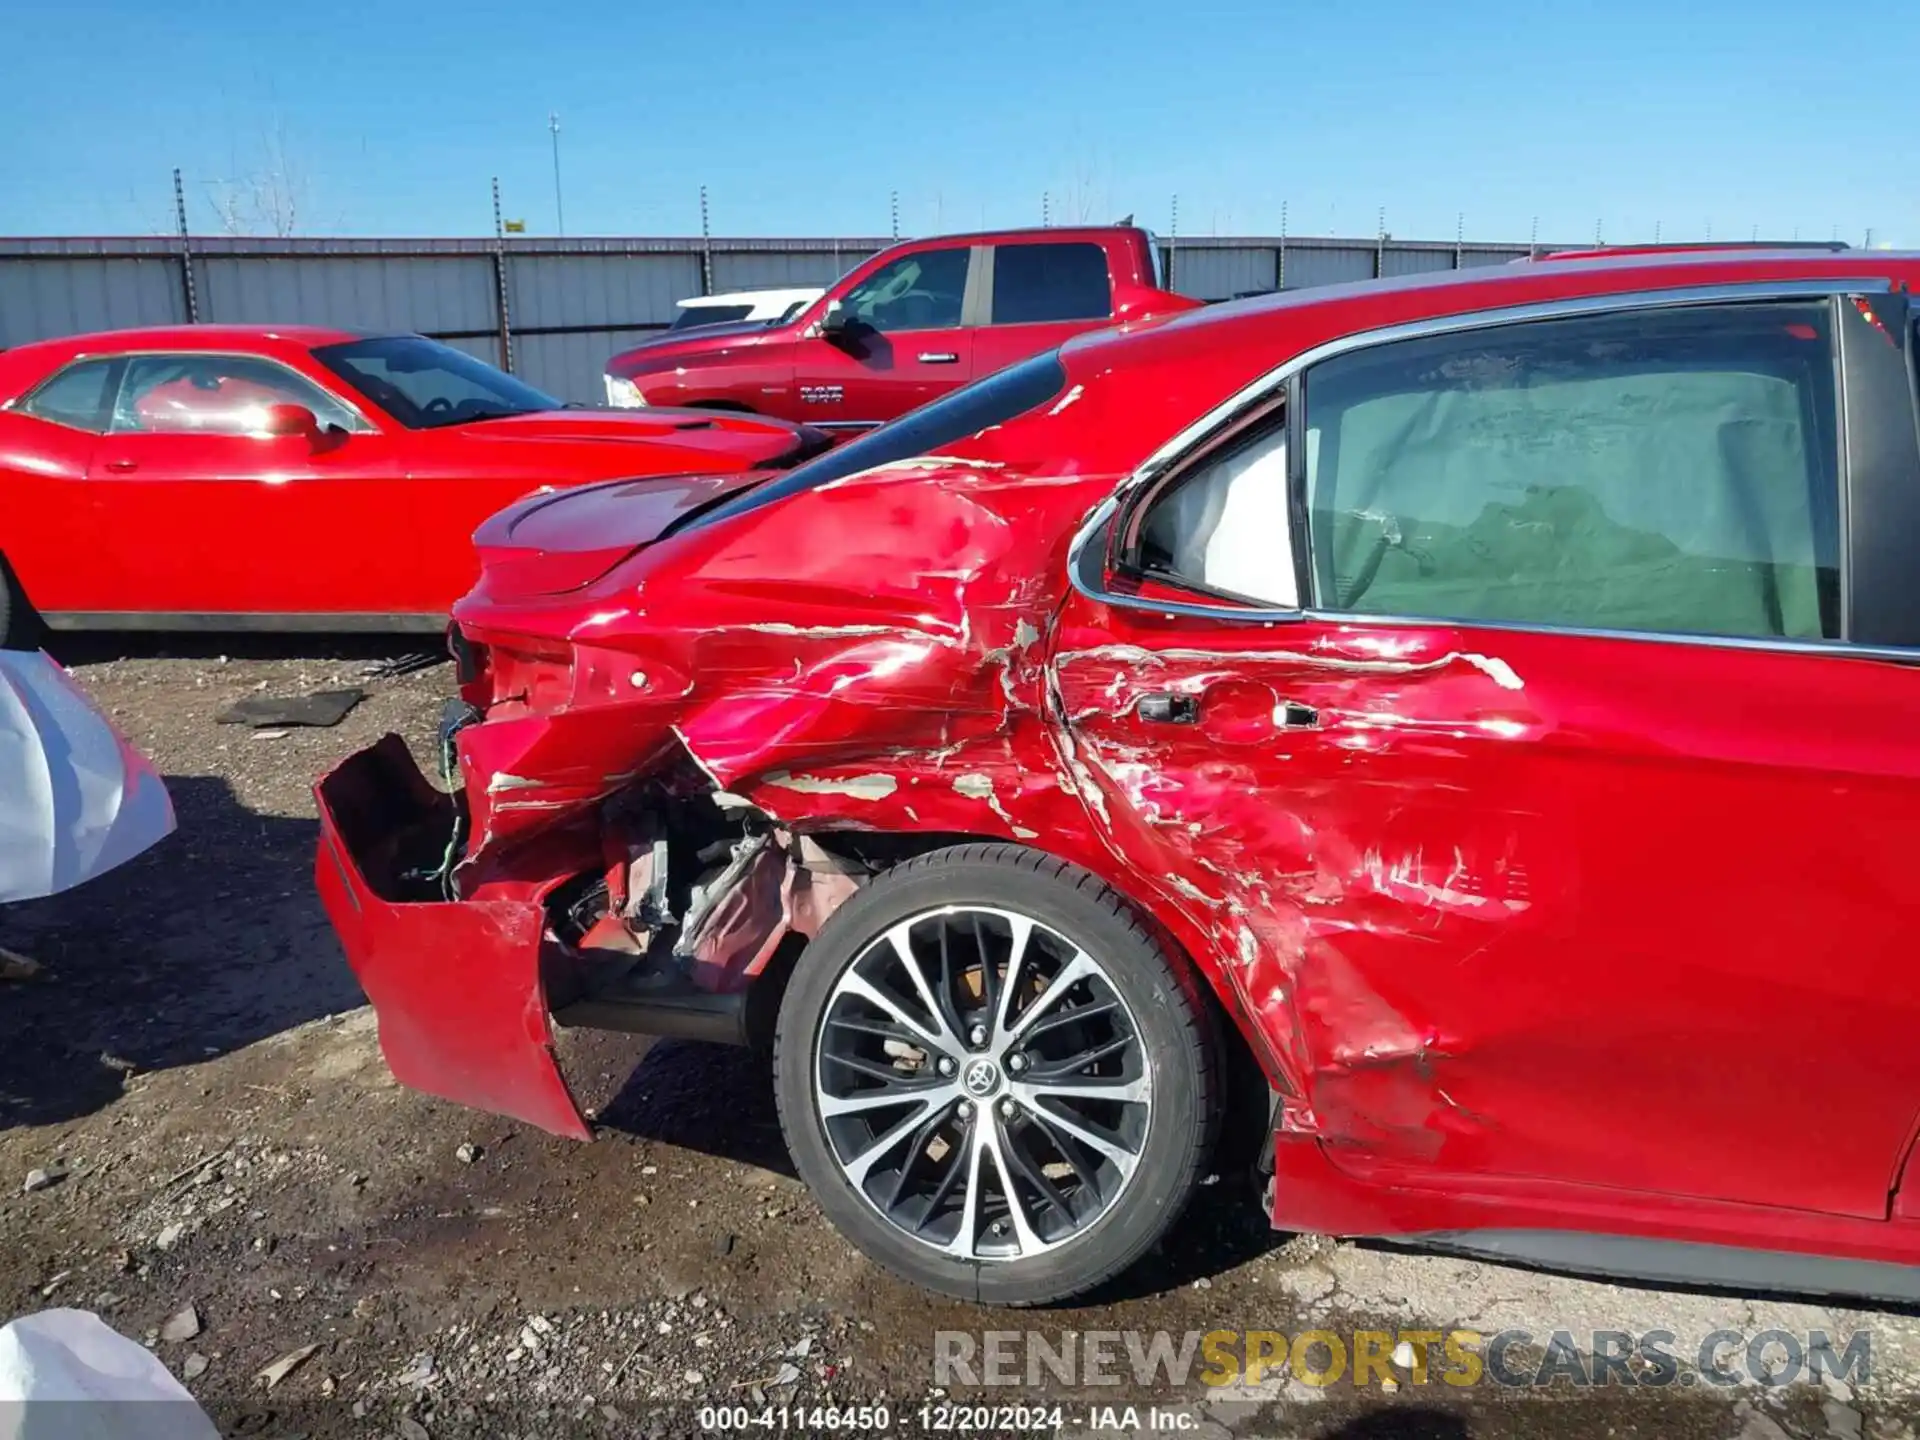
[3,638,1919,1439]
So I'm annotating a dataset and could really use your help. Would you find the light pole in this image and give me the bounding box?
[549,111,565,237]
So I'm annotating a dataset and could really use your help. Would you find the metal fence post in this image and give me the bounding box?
[700,186,713,295]
[1277,199,1287,291]
[1167,194,1178,293]
[173,168,199,323]
[491,177,514,373]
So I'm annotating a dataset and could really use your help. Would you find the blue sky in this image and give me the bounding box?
[2,0,1912,247]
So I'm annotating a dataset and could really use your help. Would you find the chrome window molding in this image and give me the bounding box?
[1066,275,1904,656]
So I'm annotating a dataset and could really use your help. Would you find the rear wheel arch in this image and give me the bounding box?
[769,838,1224,1303]
[771,832,1278,1174]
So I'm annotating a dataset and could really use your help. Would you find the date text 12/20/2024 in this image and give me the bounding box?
[697,1405,1202,1433]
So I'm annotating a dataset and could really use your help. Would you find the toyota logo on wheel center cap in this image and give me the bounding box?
[962,1058,1001,1097]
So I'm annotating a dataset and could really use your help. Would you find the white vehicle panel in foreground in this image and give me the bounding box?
[0,650,175,904]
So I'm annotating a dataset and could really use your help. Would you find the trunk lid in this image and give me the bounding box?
[471,469,771,599]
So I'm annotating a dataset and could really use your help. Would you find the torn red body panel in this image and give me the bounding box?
[316,736,590,1139]
[315,248,1920,1299]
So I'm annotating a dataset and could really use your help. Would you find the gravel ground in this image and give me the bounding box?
[2,637,1918,1439]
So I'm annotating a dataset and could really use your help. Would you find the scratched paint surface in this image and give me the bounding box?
[317,250,1920,1257]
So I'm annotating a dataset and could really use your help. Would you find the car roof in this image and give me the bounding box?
[1535,241,1852,262]
[3,324,375,364]
[877,225,1140,247]
[1066,248,1920,381]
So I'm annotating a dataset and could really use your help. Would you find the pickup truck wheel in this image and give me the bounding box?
[773,843,1219,1305]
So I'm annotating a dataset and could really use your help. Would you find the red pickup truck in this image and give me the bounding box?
[602,225,1198,431]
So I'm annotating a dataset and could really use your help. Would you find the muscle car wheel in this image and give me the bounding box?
[0,559,26,650]
[774,844,1218,1305]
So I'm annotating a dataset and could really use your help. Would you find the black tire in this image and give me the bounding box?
[773,843,1219,1305]
[0,557,26,651]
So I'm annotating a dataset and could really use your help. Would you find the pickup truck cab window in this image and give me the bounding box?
[991,242,1112,324]
[839,247,970,332]
[1304,301,1842,642]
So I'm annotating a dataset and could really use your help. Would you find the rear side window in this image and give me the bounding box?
[22,358,118,432]
[1136,422,1295,606]
[992,243,1112,325]
[1306,301,1841,642]
[677,350,1067,537]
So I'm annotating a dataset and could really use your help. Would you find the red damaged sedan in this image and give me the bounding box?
[0,326,823,644]
[318,249,1920,1305]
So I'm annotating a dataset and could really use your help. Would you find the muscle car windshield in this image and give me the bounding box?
[315,336,560,429]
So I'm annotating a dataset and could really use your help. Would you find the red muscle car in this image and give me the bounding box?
[318,248,1920,1306]
[0,326,824,643]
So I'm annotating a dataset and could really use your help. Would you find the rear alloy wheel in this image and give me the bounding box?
[774,844,1218,1305]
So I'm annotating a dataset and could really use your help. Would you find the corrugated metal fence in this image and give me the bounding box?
[0,232,1544,402]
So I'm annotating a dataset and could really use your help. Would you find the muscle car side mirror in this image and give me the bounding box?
[260,403,321,440]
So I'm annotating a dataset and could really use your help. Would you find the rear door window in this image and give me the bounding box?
[1304,301,1841,642]
[991,243,1112,325]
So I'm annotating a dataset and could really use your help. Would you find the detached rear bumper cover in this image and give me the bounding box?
[0,648,175,904]
[314,735,590,1139]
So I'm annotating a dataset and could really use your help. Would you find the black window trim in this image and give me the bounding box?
[669,348,1067,540]
[1068,275,1920,667]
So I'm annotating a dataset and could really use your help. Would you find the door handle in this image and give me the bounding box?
[103,458,139,473]
[1137,693,1198,724]
[1138,692,1320,729]
[916,351,960,364]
